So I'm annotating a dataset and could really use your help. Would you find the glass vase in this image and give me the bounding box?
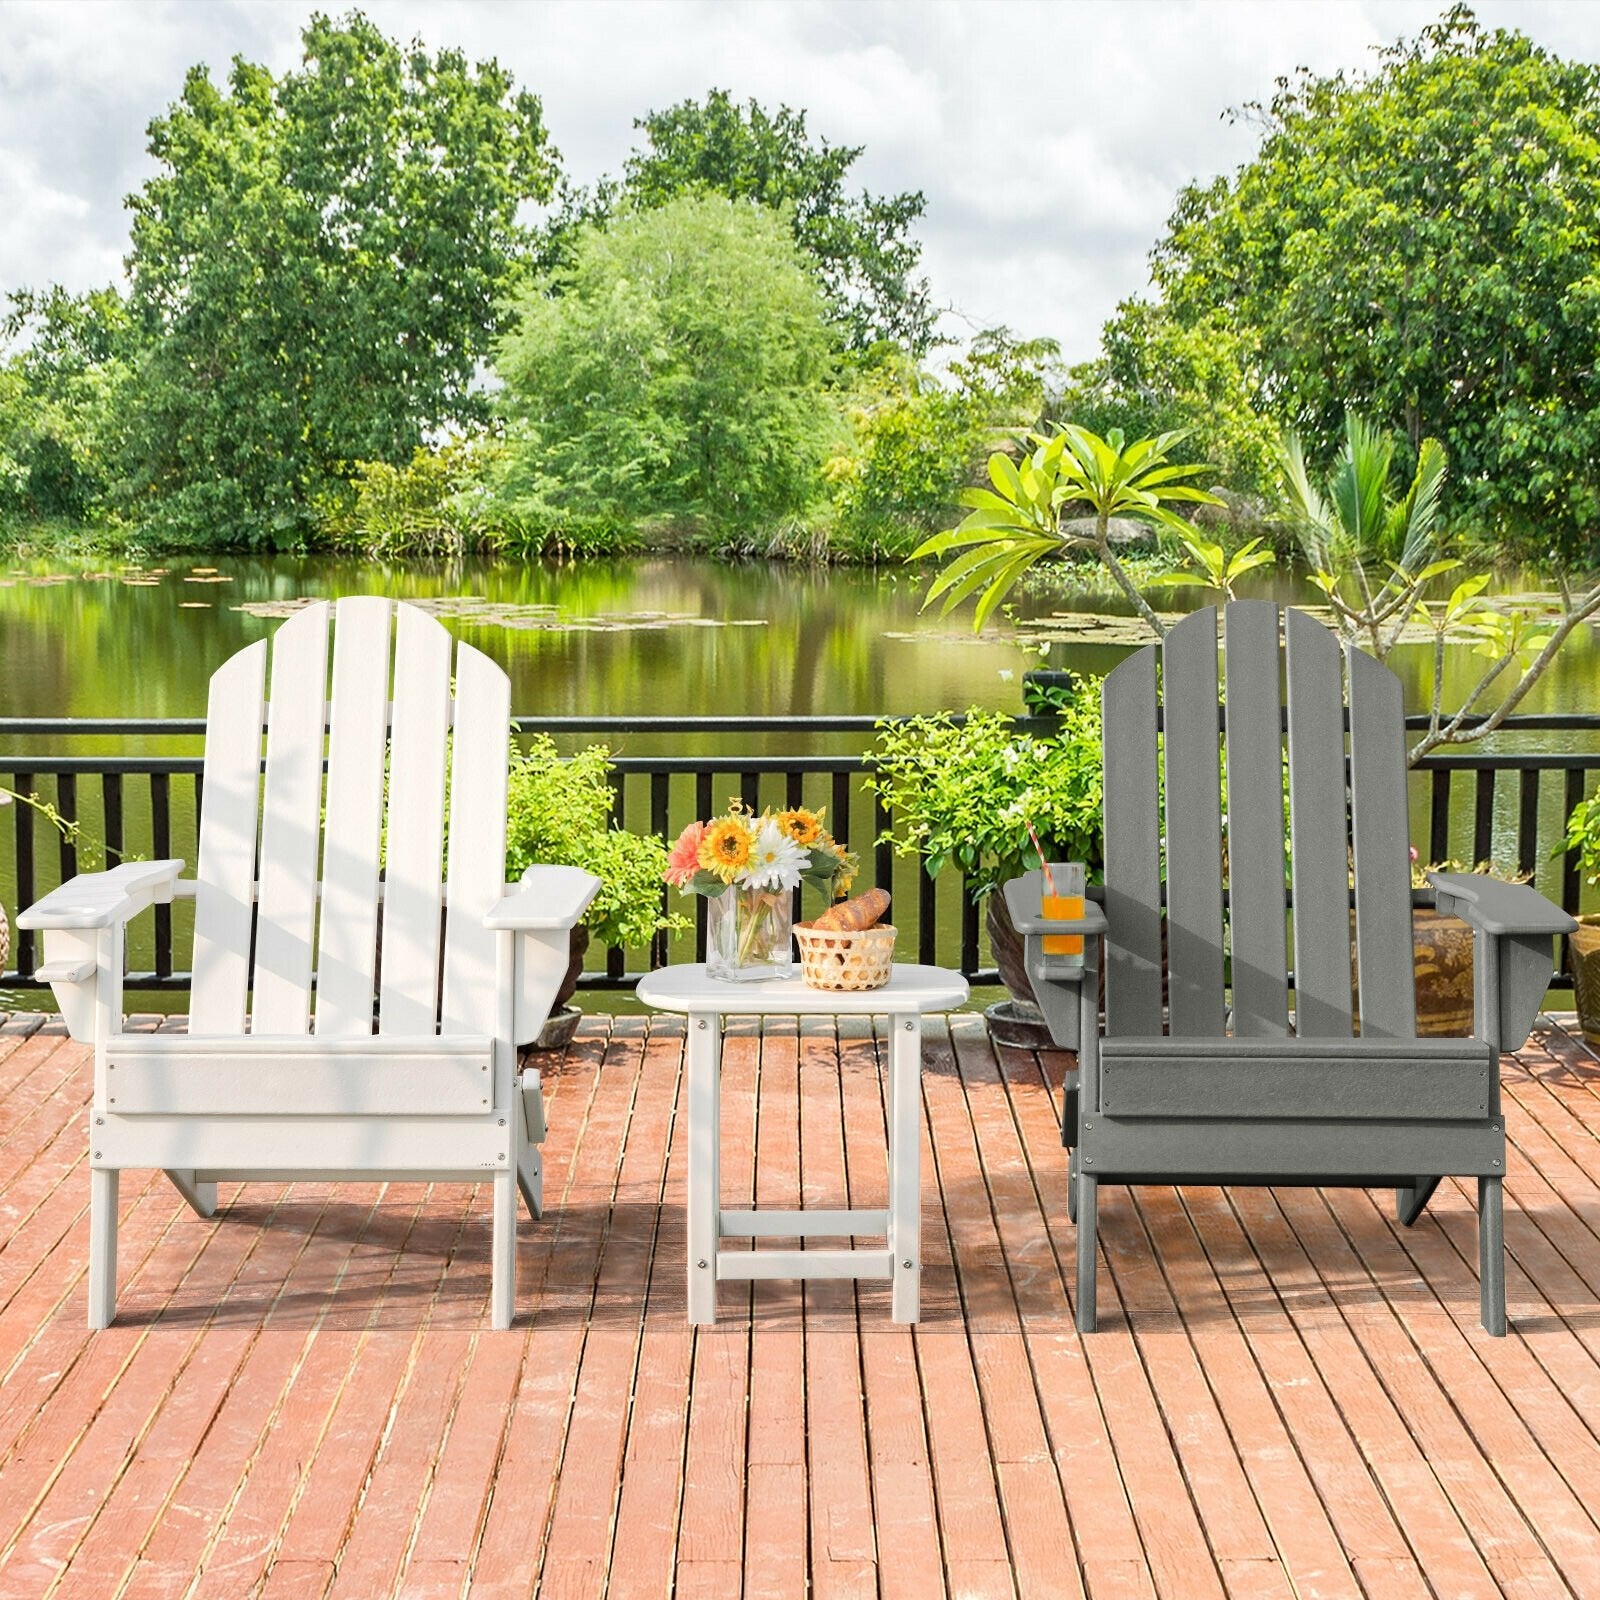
[706,885,794,982]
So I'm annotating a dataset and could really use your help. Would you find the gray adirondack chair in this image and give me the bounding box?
[1004,602,1574,1335]
[19,598,598,1329]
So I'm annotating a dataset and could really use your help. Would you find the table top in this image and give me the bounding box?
[636,963,970,1017]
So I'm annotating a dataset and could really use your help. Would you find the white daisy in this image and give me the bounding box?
[738,818,808,892]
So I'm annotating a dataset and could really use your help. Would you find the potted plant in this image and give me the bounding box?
[505,736,687,1049]
[868,691,1102,1035]
[1558,793,1600,1043]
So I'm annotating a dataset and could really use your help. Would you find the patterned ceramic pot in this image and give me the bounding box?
[1566,917,1600,1046]
[1410,907,1476,1038]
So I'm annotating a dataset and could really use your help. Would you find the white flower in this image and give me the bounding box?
[738,818,808,892]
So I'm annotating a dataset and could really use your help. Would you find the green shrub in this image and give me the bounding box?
[505,735,685,951]
[868,686,1103,897]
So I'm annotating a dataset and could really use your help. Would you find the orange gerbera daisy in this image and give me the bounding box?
[699,816,754,883]
[776,806,824,847]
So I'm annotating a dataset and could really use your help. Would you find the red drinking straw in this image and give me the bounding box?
[1026,822,1056,896]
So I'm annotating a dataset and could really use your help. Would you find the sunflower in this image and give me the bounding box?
[699,816,755,883]
[776,806,824,847]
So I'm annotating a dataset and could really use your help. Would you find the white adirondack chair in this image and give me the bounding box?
[19,597,598,1330]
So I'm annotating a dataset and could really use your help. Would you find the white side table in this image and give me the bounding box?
[635,963,969,1324]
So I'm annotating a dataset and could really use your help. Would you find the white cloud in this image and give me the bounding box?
[1,0,1597,360]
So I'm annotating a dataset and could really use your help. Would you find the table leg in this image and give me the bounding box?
[687,1013,721,1324]
[890,1014,921,1322]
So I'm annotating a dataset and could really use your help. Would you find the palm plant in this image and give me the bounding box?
[1280,413,1600,762]
[914,425,1222,635]
[1280,412,1452,660]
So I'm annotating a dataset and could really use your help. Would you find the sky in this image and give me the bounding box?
[3,0,1599,364]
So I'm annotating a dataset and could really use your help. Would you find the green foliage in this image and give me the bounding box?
[495,194,837,539]
[504,736,685,951]
[1142,6,1600,563]
[1061,302,1282,502]
[0,287,134,523]
[120,11,557,548]
[318,435,525,558]
[1560,792,1600,887]
[1148,532,1274,601]
[826,330,1059,561]
[916,425,1221,632]
[868,694,1104,897]
[544,89,933,355]
[1281,412,1453,658]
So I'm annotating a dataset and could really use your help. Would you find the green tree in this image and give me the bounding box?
[0,287,134,523]
[494,193,837,539]
[1121,5,1600,563]
[545,89,933,356]
[1059,302,1281,503]
[120,11,557,547]
[827,329,1059,559]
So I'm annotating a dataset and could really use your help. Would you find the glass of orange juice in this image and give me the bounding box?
[1041,863,1085,961]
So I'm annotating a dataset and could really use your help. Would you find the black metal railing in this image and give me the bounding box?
[3,711,1598,998]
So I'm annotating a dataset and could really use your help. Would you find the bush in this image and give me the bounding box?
[868,686,1103,898]
[505,736,685,951]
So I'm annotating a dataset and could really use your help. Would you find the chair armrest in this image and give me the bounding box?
[1426,872,1576,937]
[1002,868,1108,937]
[485,864,602,931]
[17,860,185,931]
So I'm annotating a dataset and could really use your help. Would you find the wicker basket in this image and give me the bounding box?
[793,920,896,991]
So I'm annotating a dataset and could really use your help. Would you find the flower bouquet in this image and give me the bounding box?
[665,803,858,981]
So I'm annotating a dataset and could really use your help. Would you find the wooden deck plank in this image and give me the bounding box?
[2,1011,1600,1598]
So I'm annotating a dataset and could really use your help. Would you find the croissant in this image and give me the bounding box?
[811,887,890,932]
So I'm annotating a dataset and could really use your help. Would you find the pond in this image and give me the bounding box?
[4,551,1599,744]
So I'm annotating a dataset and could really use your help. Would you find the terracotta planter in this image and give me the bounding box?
[1566,916,1600,1046]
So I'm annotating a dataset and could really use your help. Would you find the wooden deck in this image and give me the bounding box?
[2,1009,1600,1599]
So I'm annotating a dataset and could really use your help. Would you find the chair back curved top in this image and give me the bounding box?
[189,596,510,1039]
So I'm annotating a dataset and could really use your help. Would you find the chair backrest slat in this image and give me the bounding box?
[1348,646,1417,1038]
[1284,609,1355,1037]
[251,603,330,1035]
[1102,645,1164,1035]
[1221,601,1290,1036]
[378,604,452,1036]
[1161,607,1225,1036]
[313,598,393,1036]
[440,642,511,1036]
[190,641,267,1035]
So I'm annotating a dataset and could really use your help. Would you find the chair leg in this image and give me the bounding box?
[1067,1148,1079,1223]
[489,1167,517,1331]
[516,1069,544,1220]
[88,1167,118,1330]
[1479,1175,1507,1337]
[517,1143,544,1221]
[165,1169,217,1219]
[1395,1177,1442,1227]
[1075,1173,1098,1334]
